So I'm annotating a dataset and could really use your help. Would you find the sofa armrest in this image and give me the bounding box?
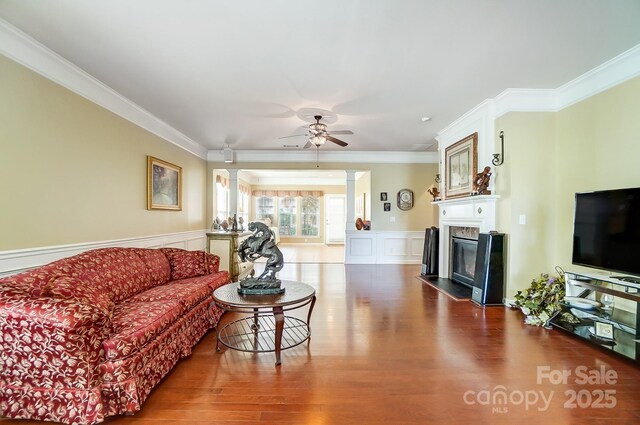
[0,292,110,390]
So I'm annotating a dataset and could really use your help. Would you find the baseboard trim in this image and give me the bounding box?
[0,230,207,277]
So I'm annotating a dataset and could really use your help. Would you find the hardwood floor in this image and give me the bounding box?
[266,243,344,264]
[3,264,640,424]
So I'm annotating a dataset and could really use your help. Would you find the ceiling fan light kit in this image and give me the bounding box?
[305,115,350,149]
[278,114,353,151]
[310,122,327,134]
[311,135,326,146]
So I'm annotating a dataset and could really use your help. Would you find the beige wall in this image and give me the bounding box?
[495,112,557,297]
[209,163,440,233]
[554,76,640,273]
[355,171,371,221]
[0,56,208,250]
[495,76,640,298]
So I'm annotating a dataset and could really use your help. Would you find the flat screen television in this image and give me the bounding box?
[572,187,640,277]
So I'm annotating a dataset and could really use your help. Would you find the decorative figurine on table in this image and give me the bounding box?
[231,213,238,232]
[238,216,244,231]
[237,221,285,295]
[428,187,440,202]
[211,217,221,231]
[472,166,492,195]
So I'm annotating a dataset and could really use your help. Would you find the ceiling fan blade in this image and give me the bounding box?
[326,135,348,147]
[278,133,307,139]
[303,141,313,149]
[327,130,354,135]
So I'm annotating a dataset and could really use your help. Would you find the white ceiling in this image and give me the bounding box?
[1,0,640,153]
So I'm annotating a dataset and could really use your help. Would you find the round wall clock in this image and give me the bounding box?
[397,189,414,211]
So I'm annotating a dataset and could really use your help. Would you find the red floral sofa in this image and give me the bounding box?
[0,247,230,424]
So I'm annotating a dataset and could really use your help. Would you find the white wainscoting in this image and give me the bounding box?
[345,230,425,264]
[0,230,207,278]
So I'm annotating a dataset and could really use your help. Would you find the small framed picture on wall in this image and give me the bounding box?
[380,192,388,201]
[383,202,391,211]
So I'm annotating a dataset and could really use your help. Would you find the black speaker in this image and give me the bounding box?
[421,226,439,276]
[472,232,505,306]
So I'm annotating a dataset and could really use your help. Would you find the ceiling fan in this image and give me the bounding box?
[280,115,353,149]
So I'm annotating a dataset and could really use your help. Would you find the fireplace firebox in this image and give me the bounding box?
[451,236,478,288]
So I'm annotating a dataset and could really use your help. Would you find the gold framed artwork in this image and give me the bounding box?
[445,132,478,199]
[147,156,182,210]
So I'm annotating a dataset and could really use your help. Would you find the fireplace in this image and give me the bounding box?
[451,236,478,287]
[435,195,499,281]
[449,226,480,287]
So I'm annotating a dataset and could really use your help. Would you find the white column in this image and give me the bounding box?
[227,169,239,217]
[345,170,356,231]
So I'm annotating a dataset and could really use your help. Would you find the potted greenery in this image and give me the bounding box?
[513,273,566,327]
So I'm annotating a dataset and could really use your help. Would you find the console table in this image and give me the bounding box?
[549,271,640,363]
[206,231,252,281]
[212,281,316,365]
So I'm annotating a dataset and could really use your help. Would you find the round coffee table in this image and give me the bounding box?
[212,280,316,365]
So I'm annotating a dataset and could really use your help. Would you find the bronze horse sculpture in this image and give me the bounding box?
[237,222,284,293]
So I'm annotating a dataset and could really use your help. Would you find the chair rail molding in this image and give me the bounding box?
[0,230,207,278]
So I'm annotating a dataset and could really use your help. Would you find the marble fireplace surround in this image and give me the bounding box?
[434,195,499,279]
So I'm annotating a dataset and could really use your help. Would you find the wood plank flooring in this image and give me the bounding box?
[260,243,345,264]
[3,263,640,424]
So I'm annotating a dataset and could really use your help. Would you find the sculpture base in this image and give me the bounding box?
[237,278,284,295]
[237,287,286,295]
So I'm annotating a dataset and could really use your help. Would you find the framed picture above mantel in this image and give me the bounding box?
[444,132,478,199]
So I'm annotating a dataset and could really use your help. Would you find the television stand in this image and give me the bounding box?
[548,271,640,364]
[611,276,640,285]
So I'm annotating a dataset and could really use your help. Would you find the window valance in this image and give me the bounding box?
[252,190,324,197]
[216,176,251,195]
[239,183,251,195]
[215,175,228,188]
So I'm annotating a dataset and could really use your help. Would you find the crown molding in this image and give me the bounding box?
[0,19,207,159]
[438,42,640,140]
[207,149,439,164]
[556,43,640,110]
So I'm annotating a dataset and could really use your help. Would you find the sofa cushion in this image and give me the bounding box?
[42,276,114,317]
[161,249,207,281]
[102,300,183,361]
[134,249,171,287]
[126,277,212,312]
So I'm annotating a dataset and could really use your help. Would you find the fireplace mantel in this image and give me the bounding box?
[433,195,500,279]
[433,194,500,208]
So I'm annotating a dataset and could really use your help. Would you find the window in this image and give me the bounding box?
[278,196,297,236]
[255,196,275,224]
[215,181,228,220]
[301,196,320,236]
[252,192,323,238]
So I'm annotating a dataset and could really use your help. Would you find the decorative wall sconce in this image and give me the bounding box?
[435,173,441,183]
[492,131,504,166]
